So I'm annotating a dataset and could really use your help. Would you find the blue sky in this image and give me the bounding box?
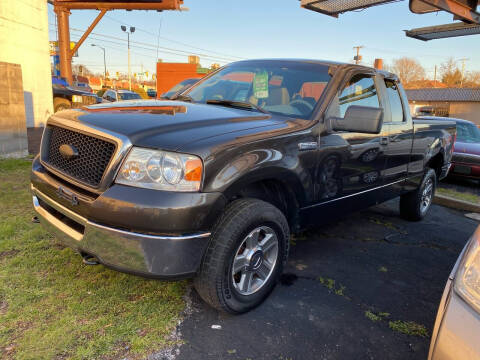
[47,0,480,78]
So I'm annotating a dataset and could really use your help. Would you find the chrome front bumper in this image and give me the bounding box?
[32,185,211,279]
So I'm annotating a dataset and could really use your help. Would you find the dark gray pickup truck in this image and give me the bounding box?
[31,59,456,313]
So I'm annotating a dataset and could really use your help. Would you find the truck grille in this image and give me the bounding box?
[42,125,116,187]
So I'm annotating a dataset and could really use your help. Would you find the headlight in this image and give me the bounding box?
[116,147,202,191]
[454,230,480,313]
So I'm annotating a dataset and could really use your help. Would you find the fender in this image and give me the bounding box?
[202,148,310,208]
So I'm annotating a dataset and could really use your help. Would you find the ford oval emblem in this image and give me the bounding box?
[59,144,79,160]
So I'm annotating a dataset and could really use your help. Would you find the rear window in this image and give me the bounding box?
[384,80,404,123]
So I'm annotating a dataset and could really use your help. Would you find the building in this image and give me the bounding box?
[0,0,53,156]
[0,0,53,128]
[156,62,204,96]
[406,88,480,126]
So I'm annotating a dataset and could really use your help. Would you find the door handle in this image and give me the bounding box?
[380,137,389,146]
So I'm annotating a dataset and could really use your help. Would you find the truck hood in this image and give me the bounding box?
[54,100,303,153]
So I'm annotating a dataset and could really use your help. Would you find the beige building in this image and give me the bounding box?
[406,88,480,126]
[0,0,53,129]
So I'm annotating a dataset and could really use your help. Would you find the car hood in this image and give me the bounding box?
[52,100,306,154]
[455,141,480,156]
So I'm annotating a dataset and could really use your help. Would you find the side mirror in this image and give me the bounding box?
[331,105,384,134]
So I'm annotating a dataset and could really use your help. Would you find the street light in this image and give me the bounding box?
[121,26,135,90]
[91,44,107,82]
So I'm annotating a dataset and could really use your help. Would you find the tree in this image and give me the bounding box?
[463,71,480,88]
[440,58,462,87]
[390,57,426,86]
[72,64,93,77]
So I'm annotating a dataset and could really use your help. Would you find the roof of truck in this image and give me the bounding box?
[230,58,398,79]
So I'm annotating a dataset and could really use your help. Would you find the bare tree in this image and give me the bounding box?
[440,58,462,87]
[463,71,480,88]
[390,57,426,86]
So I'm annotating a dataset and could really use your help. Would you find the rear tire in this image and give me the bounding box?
[54,97,71,112]
[194,198,289,314]
[400,168,437,221]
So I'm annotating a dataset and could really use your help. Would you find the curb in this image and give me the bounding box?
[433,194,480,213]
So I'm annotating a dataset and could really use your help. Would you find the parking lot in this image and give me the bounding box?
[171,200,478,360]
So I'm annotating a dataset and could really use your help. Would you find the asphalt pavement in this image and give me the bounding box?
[159,200,478,360]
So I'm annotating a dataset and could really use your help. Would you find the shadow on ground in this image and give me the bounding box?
[171,200,477,360]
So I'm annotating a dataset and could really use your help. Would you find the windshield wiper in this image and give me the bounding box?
[171,94,194,102]
[206,99,268,114]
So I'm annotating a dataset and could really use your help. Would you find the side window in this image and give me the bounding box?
[384,80,404,123]
[338,74,379,118]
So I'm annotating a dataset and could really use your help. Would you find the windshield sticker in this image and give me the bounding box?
[253,71,269,99]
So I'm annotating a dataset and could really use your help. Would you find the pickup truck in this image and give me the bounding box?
[31,59,456,313]
[52,77,99,112]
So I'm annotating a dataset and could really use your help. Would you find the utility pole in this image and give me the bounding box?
[121,26,135,90]
[353,46,364,65]
[434,65,437,87]
[91,44,107,81]
[458,58,469,87]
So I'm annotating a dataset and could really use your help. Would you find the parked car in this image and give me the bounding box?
[420,116,480,180]
[146,88,157,99]
[52,77,99,113]
[32,59,456,313]
[161,78,199,99]
[428,225,480,360]
[71,81,93,93]
[102,89,142,102]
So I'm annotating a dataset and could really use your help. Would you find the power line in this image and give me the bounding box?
[49,23,240,63]
[103,14,245,60]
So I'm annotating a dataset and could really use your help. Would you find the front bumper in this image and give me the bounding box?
[32,186,212,279]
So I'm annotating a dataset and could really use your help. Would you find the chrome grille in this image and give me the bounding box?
[43,125,116,187]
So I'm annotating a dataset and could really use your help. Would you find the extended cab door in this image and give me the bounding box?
[380,78,414,197]
[316,71,388,203]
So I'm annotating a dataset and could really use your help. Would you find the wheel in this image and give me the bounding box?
[400,168,437,221]
[54,97,71,112]
[194,198,289,314]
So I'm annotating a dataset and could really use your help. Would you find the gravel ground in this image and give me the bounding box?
[169,200,478,360]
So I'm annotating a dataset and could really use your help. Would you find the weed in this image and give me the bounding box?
[388,320,428,337]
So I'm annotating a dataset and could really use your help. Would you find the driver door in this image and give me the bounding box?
[316,72,388,203]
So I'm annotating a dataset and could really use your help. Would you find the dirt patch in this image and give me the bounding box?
[0,250,20,259]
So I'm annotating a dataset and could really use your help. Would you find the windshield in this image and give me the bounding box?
[457,122,480,143]
[164,79,198,98]
[184,60,332,119]
[119,92,141,100]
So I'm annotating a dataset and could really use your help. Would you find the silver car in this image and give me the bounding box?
[429,225,480,360]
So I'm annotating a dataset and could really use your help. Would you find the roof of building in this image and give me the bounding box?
[406,88,480,102]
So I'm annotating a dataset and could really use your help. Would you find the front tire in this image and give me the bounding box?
[54,97,71,112]
[194,198,289,314]
[400,168,437,221]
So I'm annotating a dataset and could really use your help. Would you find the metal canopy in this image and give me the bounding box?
[405,22,480,40]
[409,0,480,23]
[54,0,183,10]
[300,0,398,17]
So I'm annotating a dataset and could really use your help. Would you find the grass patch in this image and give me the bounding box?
[437,187,479,204]
[365,310,381,322]
[318,276,348,298]
[0,158,186,359]
[365,310,390,322]
[389,320,428,337]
